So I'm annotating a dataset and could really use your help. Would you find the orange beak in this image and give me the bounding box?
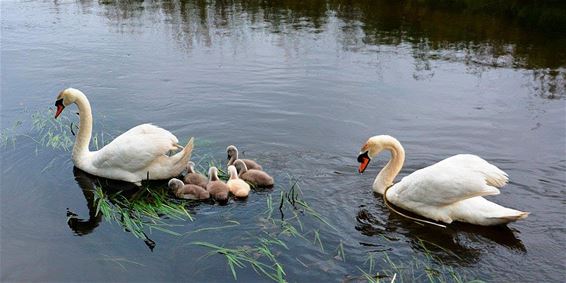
[55,105,64,118]
[357,151,370,173]
[54,99,64,119]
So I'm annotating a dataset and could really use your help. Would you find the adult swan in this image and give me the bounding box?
[54,88,194,185]
[357,135,528,226]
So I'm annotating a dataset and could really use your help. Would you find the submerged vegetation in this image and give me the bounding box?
[92,185,193,249]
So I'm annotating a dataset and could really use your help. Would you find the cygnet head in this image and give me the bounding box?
[168,178,184,191]
[208,166,219,181]
[187,161,196,173]
[226,145,239,161]
[234,159,248,174]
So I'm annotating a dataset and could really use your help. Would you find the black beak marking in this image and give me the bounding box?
[357,151,369,163]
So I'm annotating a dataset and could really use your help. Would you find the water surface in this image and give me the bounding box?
[1,0,565,282]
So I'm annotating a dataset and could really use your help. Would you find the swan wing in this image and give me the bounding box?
[393,154,508,206]
[91,124,179,171]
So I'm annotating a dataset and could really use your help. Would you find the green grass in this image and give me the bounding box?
[353,240,481,283]
[191,234,287,282]
[0,120,22,149]
[92,183,193,245]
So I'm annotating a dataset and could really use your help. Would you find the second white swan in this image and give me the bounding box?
[357,135,528,226]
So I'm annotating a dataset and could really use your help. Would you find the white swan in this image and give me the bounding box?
[357,135,528,226]
[54,88,194,185]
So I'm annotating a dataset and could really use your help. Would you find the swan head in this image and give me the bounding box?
[357,135,387,173]
[226,145,238,160]
[168,178,184,191]
[228,165,238,180]
[233,159,248,174]
[54,88,82,118]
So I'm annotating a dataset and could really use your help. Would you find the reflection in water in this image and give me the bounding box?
[67,167,156,250]
[69,0,566,97]
[355,201,526,265]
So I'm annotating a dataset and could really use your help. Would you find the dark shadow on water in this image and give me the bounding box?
[355,196,526,265]
[66,167,162,250]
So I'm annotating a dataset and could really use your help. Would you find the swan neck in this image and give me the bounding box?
[374,138,405,194]
[228,151,239,166]
[72,92,93,162]
[209,170,219,181]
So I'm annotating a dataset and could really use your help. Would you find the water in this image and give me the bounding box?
[1,0,565,282]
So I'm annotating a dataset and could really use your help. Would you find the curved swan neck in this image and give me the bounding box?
[72,91,93,162]
[373,136,405,194]
[228,151,238,166]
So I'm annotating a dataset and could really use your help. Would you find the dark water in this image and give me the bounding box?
[1,0,565,282]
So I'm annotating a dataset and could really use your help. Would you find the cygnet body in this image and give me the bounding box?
[234,159,274,188]
[226,165,251,198]
[183,161,208,188]
[168,178,210,200]
[206,167,229,203]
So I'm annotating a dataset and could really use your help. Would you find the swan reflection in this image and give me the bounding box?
[66,167,156,250]
[355,202,526,265]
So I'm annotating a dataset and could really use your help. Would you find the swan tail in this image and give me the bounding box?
[452,197,528,225]
[180,137,194,165]
[487,211,529,223]
[170,137,194,175]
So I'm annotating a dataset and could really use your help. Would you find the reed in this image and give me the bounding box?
[191,233,287,282]
[352,240,479,283]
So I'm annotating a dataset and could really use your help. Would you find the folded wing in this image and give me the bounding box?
[394,154,508,207]
[91,124,180,171]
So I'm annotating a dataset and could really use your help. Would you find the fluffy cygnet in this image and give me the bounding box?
[234,159,274,188]
[226,165,251,198]
[168,178,210,200]
[183,161,208,188]
[206,167,229,203]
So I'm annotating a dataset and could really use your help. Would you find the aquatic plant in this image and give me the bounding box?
[351,240,480,283]
[93,184,193,248]
[0,120,22,149]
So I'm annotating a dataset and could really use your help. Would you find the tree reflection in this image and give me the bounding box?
[67,0,565,97]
